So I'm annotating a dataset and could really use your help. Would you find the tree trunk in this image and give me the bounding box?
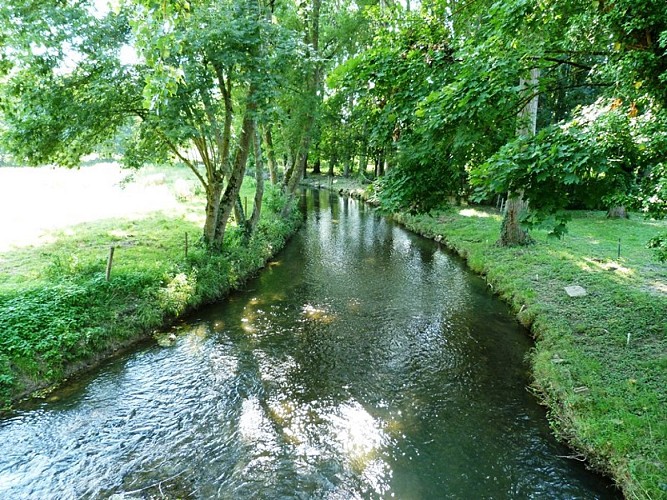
[213,109,255,250]
[283,0,321,196]
[302,150,308,179]
[248,124,264,233]
[499,68,539,247]
[234,194,247,232]
[264,125,278,185]
[607,205,629,219]
[343,150,351,178]
[500,196,532,246]
[282,154,298,191]
[500,193,532,246]
[376,151,385,177]
[328,151,337,176]
[203,182,223,246]
[358,150,368,178]
[286,131,311,195]
[312,140,321,174]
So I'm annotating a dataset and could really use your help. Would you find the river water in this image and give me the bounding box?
[0,190,619,499]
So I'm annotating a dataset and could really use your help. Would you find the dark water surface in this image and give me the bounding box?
[0,190,619,499]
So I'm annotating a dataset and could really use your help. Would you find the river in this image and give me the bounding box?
[0,189,619,498]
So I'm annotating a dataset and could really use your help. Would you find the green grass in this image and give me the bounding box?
[302,173,667,499]
[0,165,301,408]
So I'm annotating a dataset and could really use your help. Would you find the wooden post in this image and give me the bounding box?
[105,246,115,282]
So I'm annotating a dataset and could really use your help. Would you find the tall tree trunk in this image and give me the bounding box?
[234,194,246,232]
[376,151,385,177]
[499,68,539,247]
[328,150,337,176]
[282,153,297,190]
[283,0,321,196]
[302,150,308,180]
[358,149,368,179]
[203,182,223,246]
[248,124,264,233]
[213,108,255,250]
[500,196,532,245]
[264,125,278,185]
[285,131,312,195]
[312,141,321,174]
[343,149,351,178]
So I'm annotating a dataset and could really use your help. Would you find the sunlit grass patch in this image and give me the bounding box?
[458,207,498,219]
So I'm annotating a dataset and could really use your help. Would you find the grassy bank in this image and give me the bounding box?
[302,174,666,499]
[0,164,301,407]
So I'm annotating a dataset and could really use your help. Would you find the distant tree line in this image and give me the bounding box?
[1,0,665,256]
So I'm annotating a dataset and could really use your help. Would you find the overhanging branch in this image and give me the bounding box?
[156,129,208,189]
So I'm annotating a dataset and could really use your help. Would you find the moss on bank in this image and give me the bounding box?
[0,174,302,408]
[302,174,667,500]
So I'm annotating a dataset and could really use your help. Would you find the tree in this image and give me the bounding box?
[468,0,666,245]
[272,0,375,196]
[499,68,539,247]
[327,9,458,212]
[282,0,322,196]
[331,0,665,253]
[0,0,297,252]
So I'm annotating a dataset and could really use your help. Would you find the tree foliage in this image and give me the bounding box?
[1,0,665,255]
[0,0,299,251]
[471,99,666,235]
[329,11,457,210]
[322,0,666,255]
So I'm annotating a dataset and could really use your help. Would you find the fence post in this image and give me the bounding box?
[105,246,115,282]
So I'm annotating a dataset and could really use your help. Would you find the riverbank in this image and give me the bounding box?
[302,173,666,499]
[0,164,302,408]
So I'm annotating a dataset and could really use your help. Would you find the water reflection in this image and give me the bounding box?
[0,189,619,498]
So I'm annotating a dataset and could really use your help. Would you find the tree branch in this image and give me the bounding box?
[156,129,208,189]
[200,81,224,171]
[498,81,613,127]
[212,61,234,175]
[539,56,595,71]
[183,101,216,182]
